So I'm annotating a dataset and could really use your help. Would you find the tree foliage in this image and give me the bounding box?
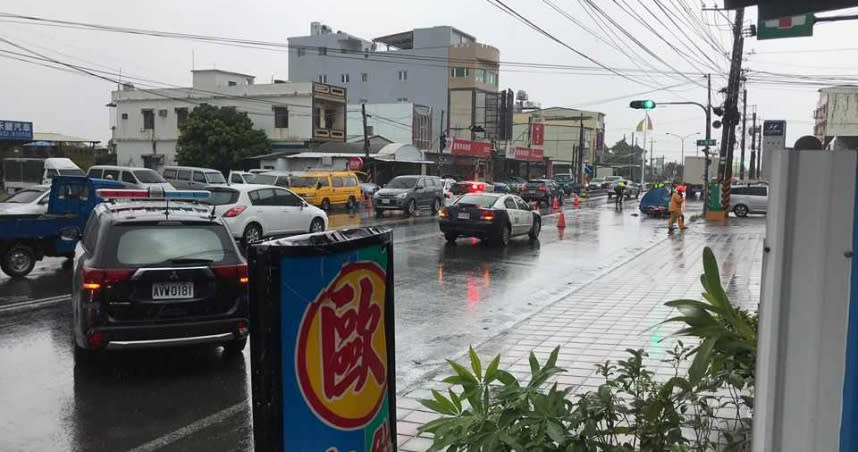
[176,104,271,173]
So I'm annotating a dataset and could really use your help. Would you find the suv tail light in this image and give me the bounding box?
[538,186,547,191]
[82,267,135,291]
[479,209,495,221]
[214,263,249,285]
[223,206,247,218]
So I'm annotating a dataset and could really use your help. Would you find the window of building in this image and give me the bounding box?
[318,74,327,83]
[488,71,498,86]
[450,67,470,78]
[297,47,306,57]
[121,113,128,120]
[361,73,368,82]
[228,81,237,87]
[397,97,408,102]
[318,47,327,56]
[341,73,349,83]
[398,70,408,81]
[475,69,486,83]
[273,106,289,128]
[324,109,336,129]
[175,108,188,129]
[142,109,154,130]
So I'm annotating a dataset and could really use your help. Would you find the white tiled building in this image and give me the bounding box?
[109,69,346,169]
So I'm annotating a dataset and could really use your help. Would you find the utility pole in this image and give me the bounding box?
[740,88,747,180]
[749,109,757,179]
[577,113,585,185]
[362,103,371,181]
[649,138,655,183]
[756,121,763,178]
[438,109,445,176]
[704,74,712,214]
[640,114,648,187]
[719,7,745,211]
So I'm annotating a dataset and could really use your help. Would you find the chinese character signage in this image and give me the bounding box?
[0,120,33,141]
[248,228,395,452]
[531,123,545,146]
[450,138,491,158]
[505,146,544,162]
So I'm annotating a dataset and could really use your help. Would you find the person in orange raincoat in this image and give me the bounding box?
[668,185,686,233]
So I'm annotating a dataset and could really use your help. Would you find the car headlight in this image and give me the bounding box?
[397,192,408,199]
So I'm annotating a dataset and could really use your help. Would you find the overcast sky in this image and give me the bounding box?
[1,0,856,163]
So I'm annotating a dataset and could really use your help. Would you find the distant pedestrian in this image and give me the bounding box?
[668,185,686,233]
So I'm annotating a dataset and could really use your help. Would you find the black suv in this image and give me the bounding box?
[520,179,564,207]
[71,199,249,364]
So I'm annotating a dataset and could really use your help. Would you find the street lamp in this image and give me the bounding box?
[664,132,701,180]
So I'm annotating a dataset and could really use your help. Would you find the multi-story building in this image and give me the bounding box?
[815,85,858,150]
[345,103,433,149]
[287,22,501,159]
[509,107,606,179]
[109,69,346,169]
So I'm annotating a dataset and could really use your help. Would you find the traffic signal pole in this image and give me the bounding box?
[629,75,713,212]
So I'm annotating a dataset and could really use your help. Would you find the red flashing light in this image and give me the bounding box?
[97,189,149,199]
[223,206,247,218]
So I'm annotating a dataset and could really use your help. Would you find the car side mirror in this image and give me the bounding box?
[414,185,423,191]
[316,182,323,189]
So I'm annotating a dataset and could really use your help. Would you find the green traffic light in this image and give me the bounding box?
[629,99,656,110]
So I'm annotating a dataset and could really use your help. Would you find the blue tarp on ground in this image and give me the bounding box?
[639,187,670,217]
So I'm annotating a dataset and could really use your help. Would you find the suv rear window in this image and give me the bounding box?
[111,225,234,266]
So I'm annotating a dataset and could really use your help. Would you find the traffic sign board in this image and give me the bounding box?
[697,139,717,146]
[757,14,814,40]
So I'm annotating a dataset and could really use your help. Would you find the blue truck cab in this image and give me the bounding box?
[0,176,125,277]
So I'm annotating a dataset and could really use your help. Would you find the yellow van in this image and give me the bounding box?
[290,171,362,210]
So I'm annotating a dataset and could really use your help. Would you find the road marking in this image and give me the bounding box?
[126,402,245,452]
[0,295,69,313]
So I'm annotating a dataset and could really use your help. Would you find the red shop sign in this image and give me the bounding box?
[509,147,544,162]
[531,123,545,146]
[450,138,491,158]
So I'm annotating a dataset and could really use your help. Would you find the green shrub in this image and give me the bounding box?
[418,247,756,451]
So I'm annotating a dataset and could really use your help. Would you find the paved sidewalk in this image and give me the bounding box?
[394,218,766,451]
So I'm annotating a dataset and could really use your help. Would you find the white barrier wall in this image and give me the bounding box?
[754,149,857,451]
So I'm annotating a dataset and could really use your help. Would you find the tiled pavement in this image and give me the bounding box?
[394,218,766,451]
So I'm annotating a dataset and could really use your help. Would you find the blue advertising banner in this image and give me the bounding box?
[248,227,395,452]
[282,246,391,451]
[0,121,33,141]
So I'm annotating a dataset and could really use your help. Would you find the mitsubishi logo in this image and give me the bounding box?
[169,271,180,281]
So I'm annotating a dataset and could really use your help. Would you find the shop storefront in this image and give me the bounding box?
[500,146,547,180]
[446,138,491,180]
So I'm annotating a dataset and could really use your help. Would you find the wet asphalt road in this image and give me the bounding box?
[0,195,679,452]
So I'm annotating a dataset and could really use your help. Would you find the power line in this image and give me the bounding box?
[483,0,662,88]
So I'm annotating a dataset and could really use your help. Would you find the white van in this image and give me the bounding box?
[3,158,84,192]
[86,165,174,190]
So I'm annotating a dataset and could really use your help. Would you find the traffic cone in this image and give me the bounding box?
[573,195,581,208]
[556,211,566,229]
[552,196,559,210]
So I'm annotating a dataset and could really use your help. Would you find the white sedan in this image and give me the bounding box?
[0,185,51,215]
[205,184,329,245]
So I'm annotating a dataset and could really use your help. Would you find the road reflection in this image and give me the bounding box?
[71,347,249,451]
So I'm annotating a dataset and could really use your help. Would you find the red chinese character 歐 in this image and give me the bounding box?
[320,276,385,399]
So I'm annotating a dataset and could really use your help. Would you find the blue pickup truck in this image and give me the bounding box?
[0,176,124,277]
